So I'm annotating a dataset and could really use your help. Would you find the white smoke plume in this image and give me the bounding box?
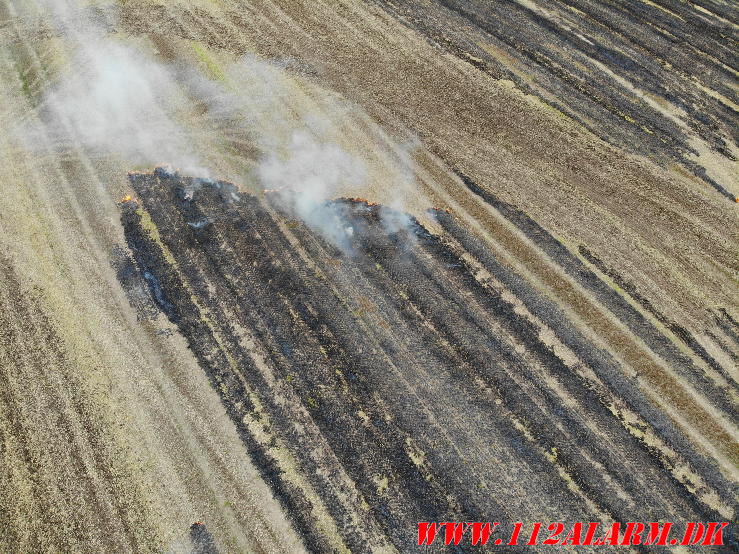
[257,129,368,250]
[42,39,204,172]
[378,138,420,236]
[20,0,208,175]
[21,0,425,248]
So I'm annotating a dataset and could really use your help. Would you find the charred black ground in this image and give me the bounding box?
[119,171,737,552]
[2,1,737,552]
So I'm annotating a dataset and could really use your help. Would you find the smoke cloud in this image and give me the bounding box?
[42,39,204,172]
[20,0,208,175]
[257,129,368,251]
[21,0,426,248]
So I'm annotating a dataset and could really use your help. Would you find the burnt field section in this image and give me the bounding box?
[120,171,737,552]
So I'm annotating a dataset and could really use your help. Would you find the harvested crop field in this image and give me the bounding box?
[0,0,737,552]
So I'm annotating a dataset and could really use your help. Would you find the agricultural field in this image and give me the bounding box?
[0,0,736,552]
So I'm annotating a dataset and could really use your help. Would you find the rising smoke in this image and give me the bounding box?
[257,129,368,251]
[21,0,423,248]
[40,38,206,173]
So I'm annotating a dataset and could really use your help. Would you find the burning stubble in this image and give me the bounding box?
[17,1,428,248]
